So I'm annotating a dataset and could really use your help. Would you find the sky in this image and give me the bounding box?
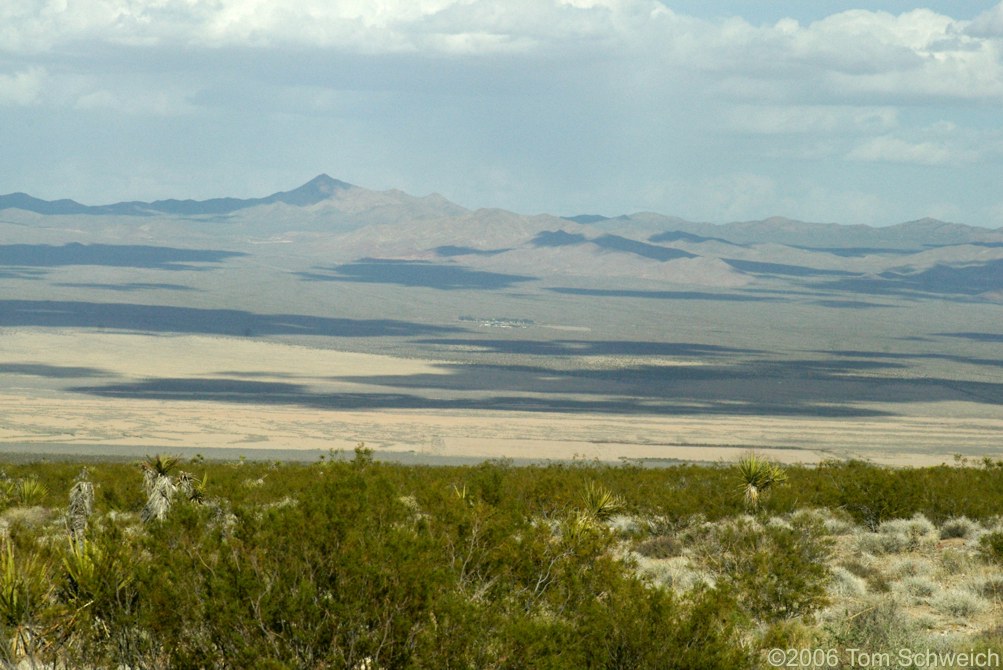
[2,1,1003,227]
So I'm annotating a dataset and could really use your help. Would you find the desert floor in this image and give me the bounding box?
[2,329,1001,466]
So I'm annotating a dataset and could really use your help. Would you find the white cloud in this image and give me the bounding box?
[966,2,1003,37]
[3,1,1002,105]
[845,135,976,165]
[0,67,46,105]
[72,86,195,115]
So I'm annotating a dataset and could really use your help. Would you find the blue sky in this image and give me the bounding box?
[2,1,1002,227]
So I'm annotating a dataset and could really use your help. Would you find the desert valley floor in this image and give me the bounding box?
[3,329,1001,467]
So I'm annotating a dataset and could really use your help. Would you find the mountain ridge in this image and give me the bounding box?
[1,174,997,233]
[2,176,1002,253]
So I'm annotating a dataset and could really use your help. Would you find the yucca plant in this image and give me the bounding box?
[177,471,208,504]
[141,475,177,524]
[580,481,625,523]
[736,452,787,510]
[12,478,47,507]
[141,454,180,496]
[0,542,51,663]
[140,454,184,523]
[61,538,98,605]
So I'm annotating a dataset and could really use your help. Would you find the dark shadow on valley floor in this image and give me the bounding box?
[0,243,245,270]
[66,350,1003,417]
[724,259,862,277]
[817,260,1003,298]
[332,357,1002,407]
[297,259,535,290]
[935,332,1003,343]
[823,349,1003,368]
[548,287,775,302]
[0,363,111,378]
[531,230,695,261]
[792,246,920,257]
[649,230,738,246]
[593,234,696,261]
[0,300,462,338]
[0,268,48,279]
[67,377,893,417]
[433,246,509,257]
[811,299,896,309]
[54,282,198,292]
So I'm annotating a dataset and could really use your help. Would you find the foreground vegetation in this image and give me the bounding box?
[2,450,1003,669]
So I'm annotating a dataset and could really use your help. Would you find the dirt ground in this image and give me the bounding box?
[2,330,1001,466]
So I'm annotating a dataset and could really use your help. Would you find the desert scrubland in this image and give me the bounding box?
[2,179,1003,667]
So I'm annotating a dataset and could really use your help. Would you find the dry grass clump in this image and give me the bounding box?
[636,554,714,591]
[821,594,920,652]
[887,556,932,580]
[606,514,640,536]
[969,576,1003,601]
[898,575,938,601]
[938,547,976,576]
[635,534,682,559]
[857,513,938,554]
[939,516,981,540]
[829,566,867,598]
[839,557,892,593]
[816,510,857,536]
[931,588,987,618]
[1,506,51,529]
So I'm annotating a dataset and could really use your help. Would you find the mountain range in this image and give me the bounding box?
[3,174,1003,300]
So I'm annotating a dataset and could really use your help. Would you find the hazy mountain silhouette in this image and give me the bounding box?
[0,174,352,217]
[3,176,1002,297]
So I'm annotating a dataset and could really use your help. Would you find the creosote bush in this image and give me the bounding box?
[979,531,1003,566]
[1,456,1003,668]
[689,513,834,622]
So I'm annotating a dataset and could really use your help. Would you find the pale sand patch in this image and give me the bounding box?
[1,393,1001,466]
[0,330,444,379]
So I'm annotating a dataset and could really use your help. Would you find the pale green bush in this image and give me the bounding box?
[931,588,987,618]
[939,516,980,540]
[899,575,937,601]
[829,566,867,598]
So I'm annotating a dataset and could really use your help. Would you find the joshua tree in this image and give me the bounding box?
[141,454,179,496]
[66,468,94,543]
[140,456,209,523]
[736,451,787,510]
[141,454,181,524]
[177,471,208,504]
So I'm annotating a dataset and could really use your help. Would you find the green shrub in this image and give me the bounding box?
[940,516,980,539]
[979,531,1003,565]
[690,514,833,622]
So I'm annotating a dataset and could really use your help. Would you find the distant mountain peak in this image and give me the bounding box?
[303,173,353,191]
[267,174,353,207]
